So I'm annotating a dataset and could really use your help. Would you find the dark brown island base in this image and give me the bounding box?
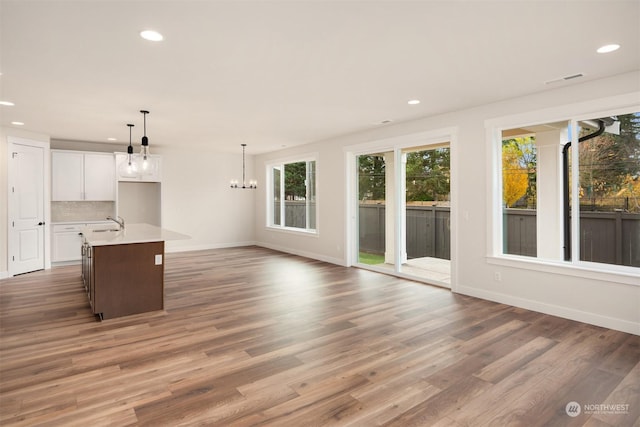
[81,224,187,320]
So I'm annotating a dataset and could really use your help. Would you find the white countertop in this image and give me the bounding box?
[52,220,114,225]
[81,223,189,246]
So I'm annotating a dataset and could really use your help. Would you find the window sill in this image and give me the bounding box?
[266,226,318,237]
[486,255,639,286]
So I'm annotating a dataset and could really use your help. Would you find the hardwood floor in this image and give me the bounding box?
[1,246,638,426]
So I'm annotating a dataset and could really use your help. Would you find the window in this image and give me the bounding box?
[494,110,640,270]
[576,113,640,266]
[268,158,317,232]
[500,126,547,258]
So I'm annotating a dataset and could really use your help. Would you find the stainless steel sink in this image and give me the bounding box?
[92,228,121,233]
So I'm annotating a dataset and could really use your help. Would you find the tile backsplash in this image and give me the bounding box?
[52,201,116,222]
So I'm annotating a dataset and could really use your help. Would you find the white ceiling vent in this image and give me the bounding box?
[545,73,585,85]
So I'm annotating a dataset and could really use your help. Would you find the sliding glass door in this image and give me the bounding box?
[355,142,452,287]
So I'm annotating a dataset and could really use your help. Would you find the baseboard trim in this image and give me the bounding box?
[256,242,347,267]
[165,241,257,253]
[456,284,640,335]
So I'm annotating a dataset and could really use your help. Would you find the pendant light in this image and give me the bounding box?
[118,123,139,178]
[230,144,257,189]
[137,109,154,175]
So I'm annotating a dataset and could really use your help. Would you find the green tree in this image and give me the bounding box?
[579,113,640,209]
[284,162,307,200]
[358,155,385,201]
[405,148,450,202]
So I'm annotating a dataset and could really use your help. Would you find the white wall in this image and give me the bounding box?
[253,71,640,334]
[254,141,348,265]
[0,127,51,278]
[156,146,255,252]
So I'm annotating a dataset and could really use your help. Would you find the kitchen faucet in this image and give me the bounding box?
[106,216,125,230]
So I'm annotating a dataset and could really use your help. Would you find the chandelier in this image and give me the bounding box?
[230,144,257,189]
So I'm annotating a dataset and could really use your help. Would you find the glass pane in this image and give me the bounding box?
[578,112,640,267]
[403,147,451,283]
[284,161,307,228]
[357,154,386,265]
[308,160,316,230]
[273,167,281,226]
[405,148,451,261]
[501,131,538,257]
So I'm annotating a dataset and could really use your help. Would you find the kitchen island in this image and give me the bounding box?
[81,224,187,320]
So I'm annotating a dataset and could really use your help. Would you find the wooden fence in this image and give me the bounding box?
[357,205,640,267]
[504,209,640,266]
[359,205,451,260]
[581,211,639,266]
[276,201,316,229]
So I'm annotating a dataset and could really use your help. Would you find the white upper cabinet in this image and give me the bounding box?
[52,151,84,201]
[84,153,115,200]
[52,151,115,201]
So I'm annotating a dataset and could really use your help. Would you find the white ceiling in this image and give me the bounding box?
[1,1,638,154]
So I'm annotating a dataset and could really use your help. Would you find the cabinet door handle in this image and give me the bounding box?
[38,222,45,226]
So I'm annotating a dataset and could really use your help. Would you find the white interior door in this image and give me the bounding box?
[9,142,46,275]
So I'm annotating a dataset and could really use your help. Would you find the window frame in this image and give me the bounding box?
[266,154,318,235]
[486,93,640,286]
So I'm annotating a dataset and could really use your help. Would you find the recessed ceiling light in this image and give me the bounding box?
[11,121,24,126]
[107,137,117,141]
[597,44,620,54]
[0,101,15,106]
[408,99,420,105]
[140,30,163,41]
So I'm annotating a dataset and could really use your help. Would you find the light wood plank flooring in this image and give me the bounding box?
[1,247,638,426]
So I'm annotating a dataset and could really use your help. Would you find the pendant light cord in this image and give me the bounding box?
[242,143,247,187]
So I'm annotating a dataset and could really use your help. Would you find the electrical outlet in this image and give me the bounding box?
[155,254,163,265]
[494,272,502,282]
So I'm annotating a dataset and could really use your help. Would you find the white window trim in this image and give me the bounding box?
[265,153,318,235]
[486,92,640,286]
